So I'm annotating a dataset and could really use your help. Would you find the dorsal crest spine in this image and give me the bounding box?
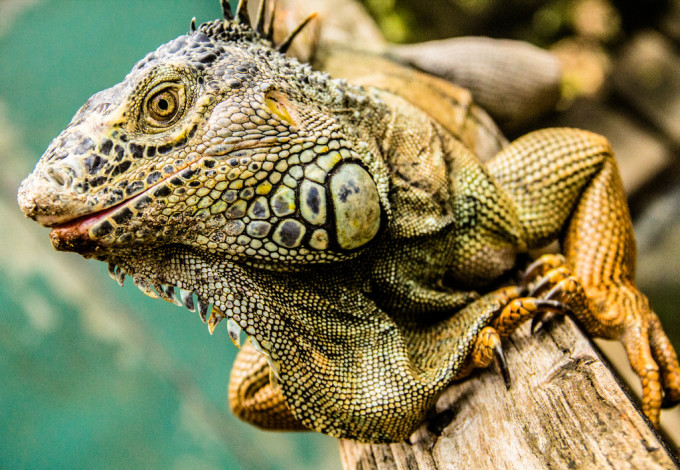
[205,0,314,51]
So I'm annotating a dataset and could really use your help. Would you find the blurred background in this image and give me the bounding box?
[1,0,678,468]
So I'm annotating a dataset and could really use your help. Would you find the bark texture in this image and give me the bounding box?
[339,317,680,469]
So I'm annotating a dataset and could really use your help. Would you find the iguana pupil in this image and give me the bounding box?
[149,91,176,120]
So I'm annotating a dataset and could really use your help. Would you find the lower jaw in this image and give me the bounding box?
[50,224,102,257]
[48,200,120,256]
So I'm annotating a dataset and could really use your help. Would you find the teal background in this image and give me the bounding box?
[3,0,680,467]
[0,1,340,468]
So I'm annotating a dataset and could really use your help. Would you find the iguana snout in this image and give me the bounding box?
[18,129,100,228]
[18,82,134,226]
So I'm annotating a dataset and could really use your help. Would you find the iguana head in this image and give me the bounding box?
[18,0,385,274]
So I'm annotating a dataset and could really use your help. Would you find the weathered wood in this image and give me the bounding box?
[338,317,680,469]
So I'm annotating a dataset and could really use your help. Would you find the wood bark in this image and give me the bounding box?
[338,317,680,469]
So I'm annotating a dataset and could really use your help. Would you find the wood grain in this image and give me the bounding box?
[339,317,680,469]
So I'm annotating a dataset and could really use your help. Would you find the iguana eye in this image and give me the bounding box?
[143,83,185,128]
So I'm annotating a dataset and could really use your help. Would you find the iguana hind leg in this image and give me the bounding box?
[488,128,680,424]
[524,254,680,423]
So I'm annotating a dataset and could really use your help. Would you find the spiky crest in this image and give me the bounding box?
[255,0,267,34]
[197,0,313,52]
[234,0,250,25]
[265,1,276,40]
[277,12,317,53]
[219,0,234,21]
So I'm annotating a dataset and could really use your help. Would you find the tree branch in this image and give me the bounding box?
[338,317,679,469]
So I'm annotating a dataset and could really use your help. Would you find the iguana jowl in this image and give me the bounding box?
[17,0,680,443]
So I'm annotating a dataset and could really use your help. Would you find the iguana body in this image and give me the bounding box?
[17,0,680,443]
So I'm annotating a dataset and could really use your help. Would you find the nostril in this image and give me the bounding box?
[45,166,72,188]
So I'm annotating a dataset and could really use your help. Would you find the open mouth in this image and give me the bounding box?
[47,185,157,255]
[50,187,147,238]
[52,196,129,233]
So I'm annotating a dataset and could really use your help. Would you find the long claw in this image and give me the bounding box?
[522,254,566,285]
[531,312,547,334]
[532,299,569,333]
[493,342,511,389]
[535,298,565,311]
[522,257,548,285]
[528,275,554,297]
[545,284,568,302]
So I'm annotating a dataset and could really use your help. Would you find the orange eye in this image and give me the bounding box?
[149,90,178,121]
[144,83,185,128]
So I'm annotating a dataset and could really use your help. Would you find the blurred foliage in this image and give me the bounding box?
[359,0,671,44]
[359,0,673,101]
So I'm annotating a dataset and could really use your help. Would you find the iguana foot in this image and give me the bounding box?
[468,326,511,388]
[523,254,680,426]
[456,286,567,385]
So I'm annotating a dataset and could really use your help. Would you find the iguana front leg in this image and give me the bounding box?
[488,128,680,424]
[225,278,537,442]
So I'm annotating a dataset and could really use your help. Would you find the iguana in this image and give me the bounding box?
[17,0,680,443]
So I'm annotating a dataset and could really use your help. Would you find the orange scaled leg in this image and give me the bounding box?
[229,341,307,431]
[457,286,566,386]
[524,254,680,425]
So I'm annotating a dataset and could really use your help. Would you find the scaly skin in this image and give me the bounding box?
[17,0,680,443]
